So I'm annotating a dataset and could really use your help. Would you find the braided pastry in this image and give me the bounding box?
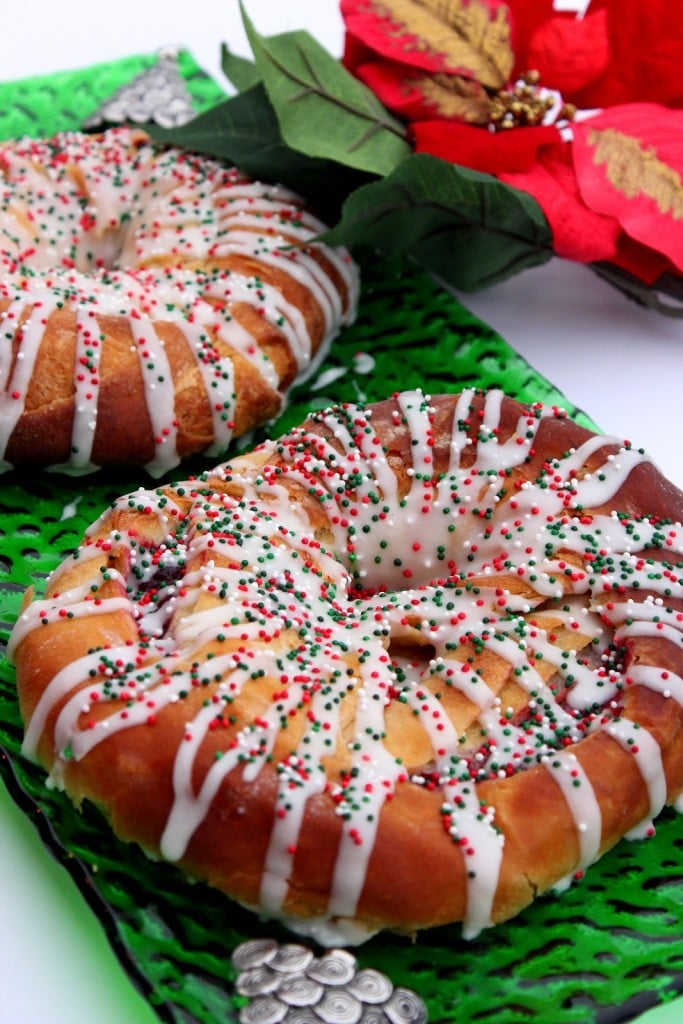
[10,390,683,944]
[0,127,358,475]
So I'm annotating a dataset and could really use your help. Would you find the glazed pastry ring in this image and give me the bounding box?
[0,127,358,475]
[10,389,683,944]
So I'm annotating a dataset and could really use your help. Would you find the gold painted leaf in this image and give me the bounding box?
[418,72,492,123]
[589,127,683,219]
[370,0,514,90]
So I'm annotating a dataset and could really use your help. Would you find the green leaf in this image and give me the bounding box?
[146,85,279,164]
[319,153,554,291]
[239,2,411,177]
[220,42,261,93]
[146,84,371,222]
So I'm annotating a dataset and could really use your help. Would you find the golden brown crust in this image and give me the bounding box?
[10,390,683,941]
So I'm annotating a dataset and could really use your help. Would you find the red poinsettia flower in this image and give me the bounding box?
[498,102,683,282]
[507,0,683,110]
[341,0,683,285]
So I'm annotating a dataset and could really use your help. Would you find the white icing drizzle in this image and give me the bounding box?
[327,669,408,921]
[0,127,358,474]
[21,645,138,762]
[172,316,236,458]
[259,683,342,915]
[0,300,45,470]
[628,665,683,704]
[160,657,281,861]
[606,718,667,839]
[67,307,105,472]
[129,317,180,475]
[8,570,130,655]
[218,231,342,335]
[10,388,683,943]
[544,751,602,890]
[445,783,505,940]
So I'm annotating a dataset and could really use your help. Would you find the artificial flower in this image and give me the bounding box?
[341,0,683,286]
[507,0,683,109]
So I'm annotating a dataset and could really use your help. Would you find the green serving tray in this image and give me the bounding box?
[1,51,682,1024]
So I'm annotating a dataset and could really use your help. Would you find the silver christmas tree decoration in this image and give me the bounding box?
[83,48,196,129]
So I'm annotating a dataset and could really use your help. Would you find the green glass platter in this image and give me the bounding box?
[2,52,683,1024]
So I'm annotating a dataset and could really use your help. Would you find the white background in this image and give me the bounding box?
[1,2,681,1022]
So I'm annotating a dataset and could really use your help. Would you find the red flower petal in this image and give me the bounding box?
[506,0,683,108]
[572,104,683,273]
[609,235,673,287]
[351,60,436,121]
[526,10,610,97]
[340,0,514,87]
[500,0,558,75]
[353,58,492,124]
[342,30,379,77]
[591,0,683,108]
[412,120,560,174]
[342,0,447,75]
[500,144,620,264]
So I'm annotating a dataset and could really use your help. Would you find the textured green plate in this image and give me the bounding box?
[1,54,683,1024]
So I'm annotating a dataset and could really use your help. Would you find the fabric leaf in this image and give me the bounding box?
[319,152,553,290]
[146,84,371,220]
[240,2,411,177]
[220,43,261,93]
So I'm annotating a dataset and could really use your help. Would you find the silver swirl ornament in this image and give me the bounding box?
[384,989,429,1024]
[232,939,429,1024]
[232,939,279,972]
[270,944,315,974]
[277,975,325,1007]
[348,969,393,1005]
[358,1009,389,1024]
[282,1011,321,1024]
[315,989,363,1024]
[307,950,357,986]
[236,966,282,997]
[240,995,288,1024]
